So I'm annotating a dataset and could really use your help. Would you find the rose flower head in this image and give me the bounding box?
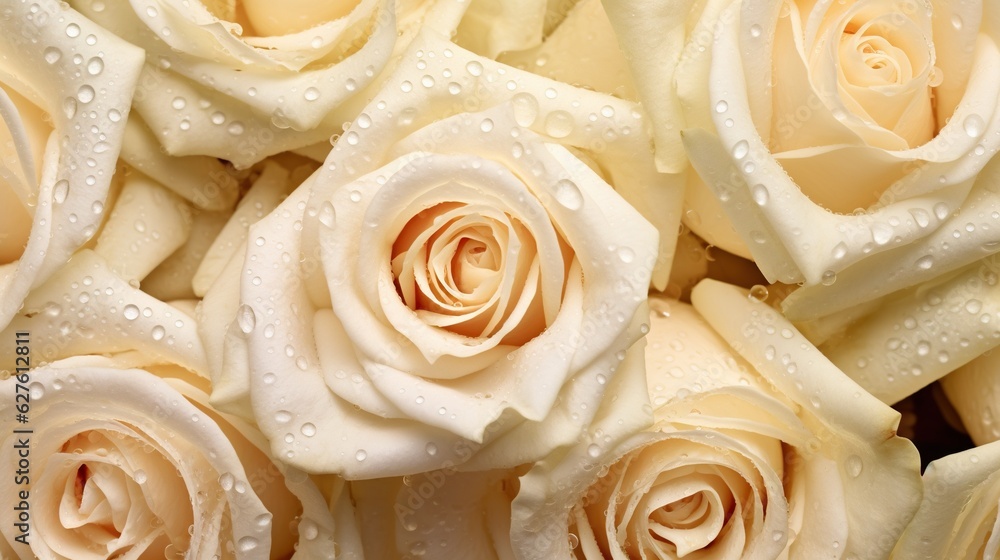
[223,33,665,478]
[606,0,1000,318]
[512,281,922,559]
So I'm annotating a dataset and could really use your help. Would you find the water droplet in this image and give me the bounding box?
[447,82,462,95]
[134,469,147,484]
[587,444,601,458]
[211,112,226,125]
[303,87,320,101]
[748,284,769,302]
[617,247,635,263]
[715,100,728,113]
[44,47,61,64]
[871,223,893,245]
[751,184,769,205]
[951,13,963,30]
[53,180,69,203]
[300,423,316,437]
[77,85,95,104]
[66,23,81,37]
[964,114,985,137]
[28,382,44,400]
[356,113,372,129]
[237,304,256,334]
[300,519,319,540]
[917,255,934,270]
[966,299,983,314]
[480,118,494,132]
[318,201,337,229]
[821,270,837,285]
[750,24,763,37]
[732,140,750,159]
[554,179,584,210]
[122,304,140,321]
[227,122,245,135]
[345,131,360,145]
[219,472,235,491]
[544,110,574,138]
[425,442,438,456]
[772,531,784,542]
[237,537,259,552]
[84,57,104,76]
[63,97,77,119]
[275,410,292,423]
[355,449,367,461]
[934,203,950,220]
[151,325,165,341]
[512,92,539,127]
[171,96,186,110]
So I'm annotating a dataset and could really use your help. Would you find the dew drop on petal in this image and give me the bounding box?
[237,304,256,334]
[512,92,539,127]
[964,114,985,137]
[554,179,584,210]
[44,47,61,64]
[748,284,769,302]
[53,180,69,203]
[123,304,140,320]
[318,201,337,229]
[544,110,574,138]
[845,455,863,477]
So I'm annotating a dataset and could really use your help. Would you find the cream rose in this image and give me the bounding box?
[892,440,1000,559]
[790,247,1000,405]
[217,33,666,478]
[605,0,1000,314]
[0,363,338,559]
[68,0,474,167]
[0,2,144,329]
[512,281,922,559]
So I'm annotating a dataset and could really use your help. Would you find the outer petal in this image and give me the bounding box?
[892,441,1000,559]
[0,3,145,329]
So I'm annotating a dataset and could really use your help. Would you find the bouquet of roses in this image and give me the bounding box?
[2,0,999,558]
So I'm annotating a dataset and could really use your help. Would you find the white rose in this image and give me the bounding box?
[605,0,1000,315]
[0,364,339,559]
[512,281,923,559]
[68,0,473,167]
[223,33,666,478]
[0,2,144,328]
[793,250,1000,405]
[892,440,1000,559]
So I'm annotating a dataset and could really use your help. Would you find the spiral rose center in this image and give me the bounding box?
[391,201,552,343]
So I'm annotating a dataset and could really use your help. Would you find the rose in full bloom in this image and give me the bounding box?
[893,440,1000,559]
[604,0,1000,314]
[512,281,922,559]
[0,363,339,559]
[68,0,480,167]
[221,33,668,478]
[0,3,144,328]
